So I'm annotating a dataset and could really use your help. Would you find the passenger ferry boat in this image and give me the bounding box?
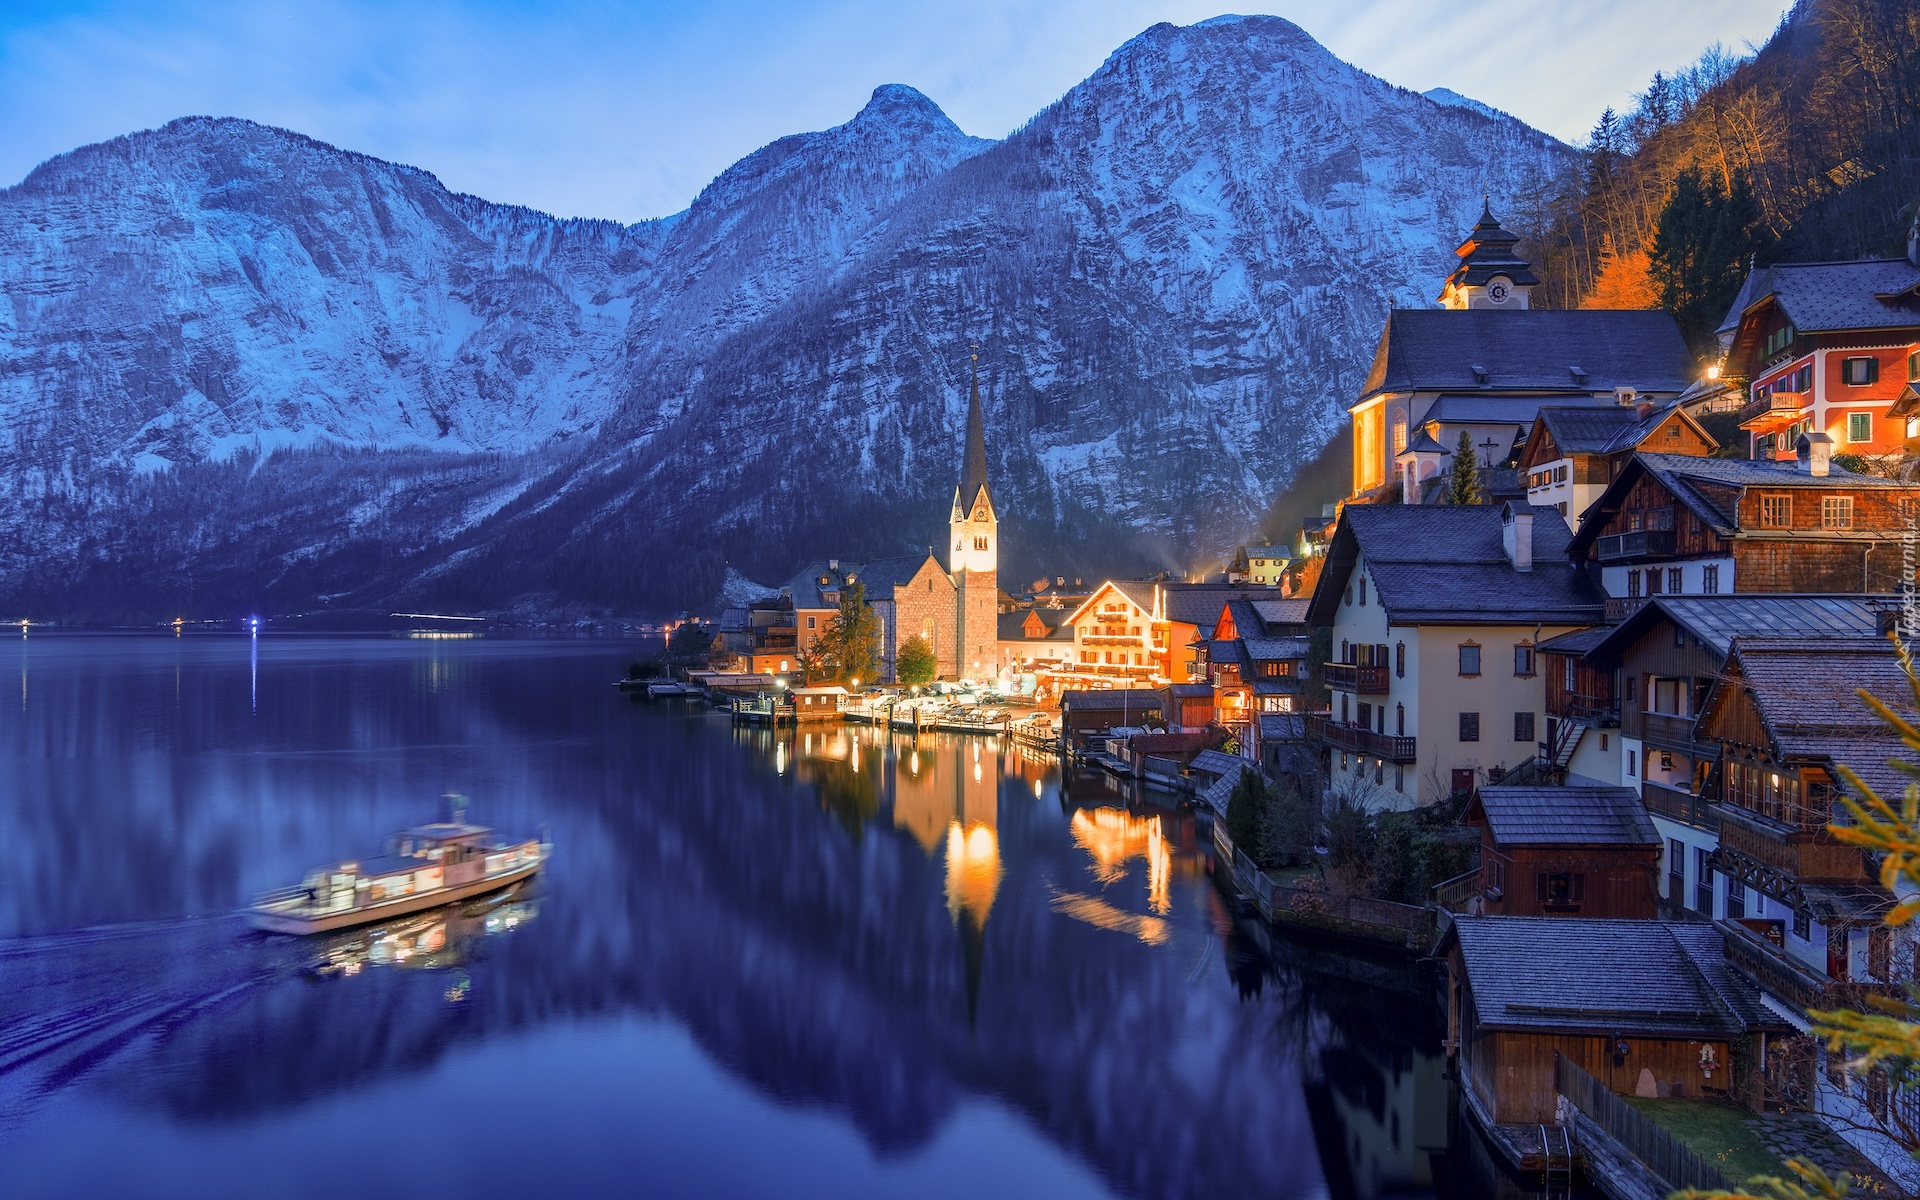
[248,807,551,935]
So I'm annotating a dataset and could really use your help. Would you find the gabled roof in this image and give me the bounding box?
[1059,688,1165,711]
[1566,451,1904,558]
[1358,309,1695,403]
[1250,599,1311,628]
[1529,403,1694,458]
[783,561,862,610]
[1583,595,1887,661]
[1448,918,1789,1036]
[1698,638,1916,799]
[1470,785,1659,847]
[1307,504,1605,627]
[856,554,942,601]
[1718,259,1920,338]
[1161,583,1272,630]
[1243,636,1310,660]
[1064,579,1160,628]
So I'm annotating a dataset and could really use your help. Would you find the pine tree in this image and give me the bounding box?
[832,580,882,685]
[1650,168,1770,354]
[1446,430,1481,506]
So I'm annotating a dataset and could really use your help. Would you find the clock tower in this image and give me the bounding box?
[1438,200,1538,310]
[949,353,998,682]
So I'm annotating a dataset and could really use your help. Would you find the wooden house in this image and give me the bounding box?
[1517,402,1715,528]
[1565,445,1920,618]
[1694,637,1912,994]
[1443,917,1791,1130]
[1569,595,1884,924]
[1057,689,1167,754]
[1164,682,1215,729]
[1463,786,1661,919]
[791,685,848,723]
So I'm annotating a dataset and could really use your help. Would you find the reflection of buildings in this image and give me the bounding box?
[1069,807,1171,916]
[309,887,539,978]
[891,738,1003,930]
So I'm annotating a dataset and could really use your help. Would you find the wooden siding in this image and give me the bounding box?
[1544,651,1616,720]
[1590,473,1728,556]
[1732,537,1913,593]
[1479,836,1660,920]
[1618,621,1723,742]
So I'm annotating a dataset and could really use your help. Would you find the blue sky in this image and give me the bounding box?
[0,0,1788,222]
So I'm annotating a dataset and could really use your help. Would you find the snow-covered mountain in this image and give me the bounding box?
[0,15,1568,619]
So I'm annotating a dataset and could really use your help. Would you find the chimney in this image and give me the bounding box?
[1502,502,1534,572]
[1615,387,1637,407]
[828,559,839,571]
[1795,431,1833,476]
[1635,401,1653,420]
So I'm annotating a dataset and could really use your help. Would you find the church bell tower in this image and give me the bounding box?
[1438,199,1538,310]
[950,352,998,681]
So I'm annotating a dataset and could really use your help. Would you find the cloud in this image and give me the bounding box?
[0,0,1789,222]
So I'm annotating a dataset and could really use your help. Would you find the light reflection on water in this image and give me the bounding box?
[0,635,1524,1199]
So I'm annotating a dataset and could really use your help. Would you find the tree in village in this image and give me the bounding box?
[1446,430,1481,506]
[832,581,882,685]
[1650,167,1770,354]
[1683,637,1920,1200]
[895,634,937,687]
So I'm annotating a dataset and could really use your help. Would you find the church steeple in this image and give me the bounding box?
[1438,199,1539,310]
[959,353,992,514]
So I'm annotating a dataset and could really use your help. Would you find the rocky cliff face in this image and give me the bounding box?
[0,15,1567,618]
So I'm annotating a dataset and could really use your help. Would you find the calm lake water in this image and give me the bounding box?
[0,634,1534,1199]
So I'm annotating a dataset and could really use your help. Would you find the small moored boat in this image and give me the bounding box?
[248,808,551,936]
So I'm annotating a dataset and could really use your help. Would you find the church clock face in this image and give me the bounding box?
[1486,276,1512,304]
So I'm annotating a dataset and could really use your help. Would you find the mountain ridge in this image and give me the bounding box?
[0,14,1569,620]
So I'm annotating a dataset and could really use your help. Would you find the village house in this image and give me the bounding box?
[1306,503,1605,807]
[1565,442,1920,617]
[1517,401,1717,527]
[1226,543,1290,587]
[1443,917,1792,1133]
[714,602,800,675]
[1716,249,1920,463]
[1556,595,1884,926]
[1056,689,1168,756]
[1348,204,1698,504]
[995,605,1075,675]
[1695,636,1914,998]
[1205,596,1313,743]
[1460,785,1662,919]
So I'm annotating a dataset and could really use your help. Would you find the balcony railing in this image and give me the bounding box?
[1639,710,1703,752]
[1737,390,1808,428]
[1643,780,1714,829]
[1324,662,1389,694]
[1306,714,1417,763]
[1549,693,1619,723]
[1605,596,1646,623]
[1596,529,1677,561]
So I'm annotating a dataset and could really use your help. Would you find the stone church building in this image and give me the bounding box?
[782,361,1001,683]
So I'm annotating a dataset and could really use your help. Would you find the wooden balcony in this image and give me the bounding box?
[1605,596,1647,623]
[1716,805,1865,880]
[1738,390,1808,431]
[1324,662,1389,694]
[1638,710,1705,753]
[1549,692,1618,723]
[1306,714,1417,763]
[1642,780,1715,829]
[1596,529,1676,561]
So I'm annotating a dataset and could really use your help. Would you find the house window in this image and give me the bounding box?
[1394,764,1404,793]
[1514,712,1535,742]
[1513,644,1534,676]
[1848,412,1873,443]
[1646,568,1662,595]
[1563,658,1576,690]
[1727,879,1747,920]
[1910,349,1920,382]
[1702,564,1720,593]
[1344,583,1353,606]
[1667,837,1685,900]
[1458,643,1481,676]
[1459,712,1480,742]
[1627,571,1640,599]
[973,537,988,550]
[1395,703,1404,736]
[1843,356,1879,386]
[1599,733,1608,750]
[1822,496,1855,530]
[1393,416,1408,455]
[1695,847,1714,914]
[1538,872,1584,908]
[1760,494,1792,527]
[1794,909,1811,940]
[1395,641,1405,677]
[1340,694,1349,723]
[1357,702,1373,731]
[1359,576,1368,605]
[1628,749,1636,776]
[807,616,817,629]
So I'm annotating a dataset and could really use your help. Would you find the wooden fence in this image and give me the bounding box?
[1555,1052,1729,1193]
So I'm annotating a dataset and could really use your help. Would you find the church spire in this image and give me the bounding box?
[960,349,991,513]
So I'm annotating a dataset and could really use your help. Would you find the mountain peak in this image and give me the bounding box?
[852,84,956,129]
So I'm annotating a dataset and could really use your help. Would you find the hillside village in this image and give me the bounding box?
[680,203,1920,1195]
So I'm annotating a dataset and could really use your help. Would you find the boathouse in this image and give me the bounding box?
[792,685,848,723]
[1442,917,1791,1127]
[1463,785,1661,919]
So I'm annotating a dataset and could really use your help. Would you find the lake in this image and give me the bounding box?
[0,634,1530,1198]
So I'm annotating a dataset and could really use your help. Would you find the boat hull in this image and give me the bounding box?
[248,859,545,935]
